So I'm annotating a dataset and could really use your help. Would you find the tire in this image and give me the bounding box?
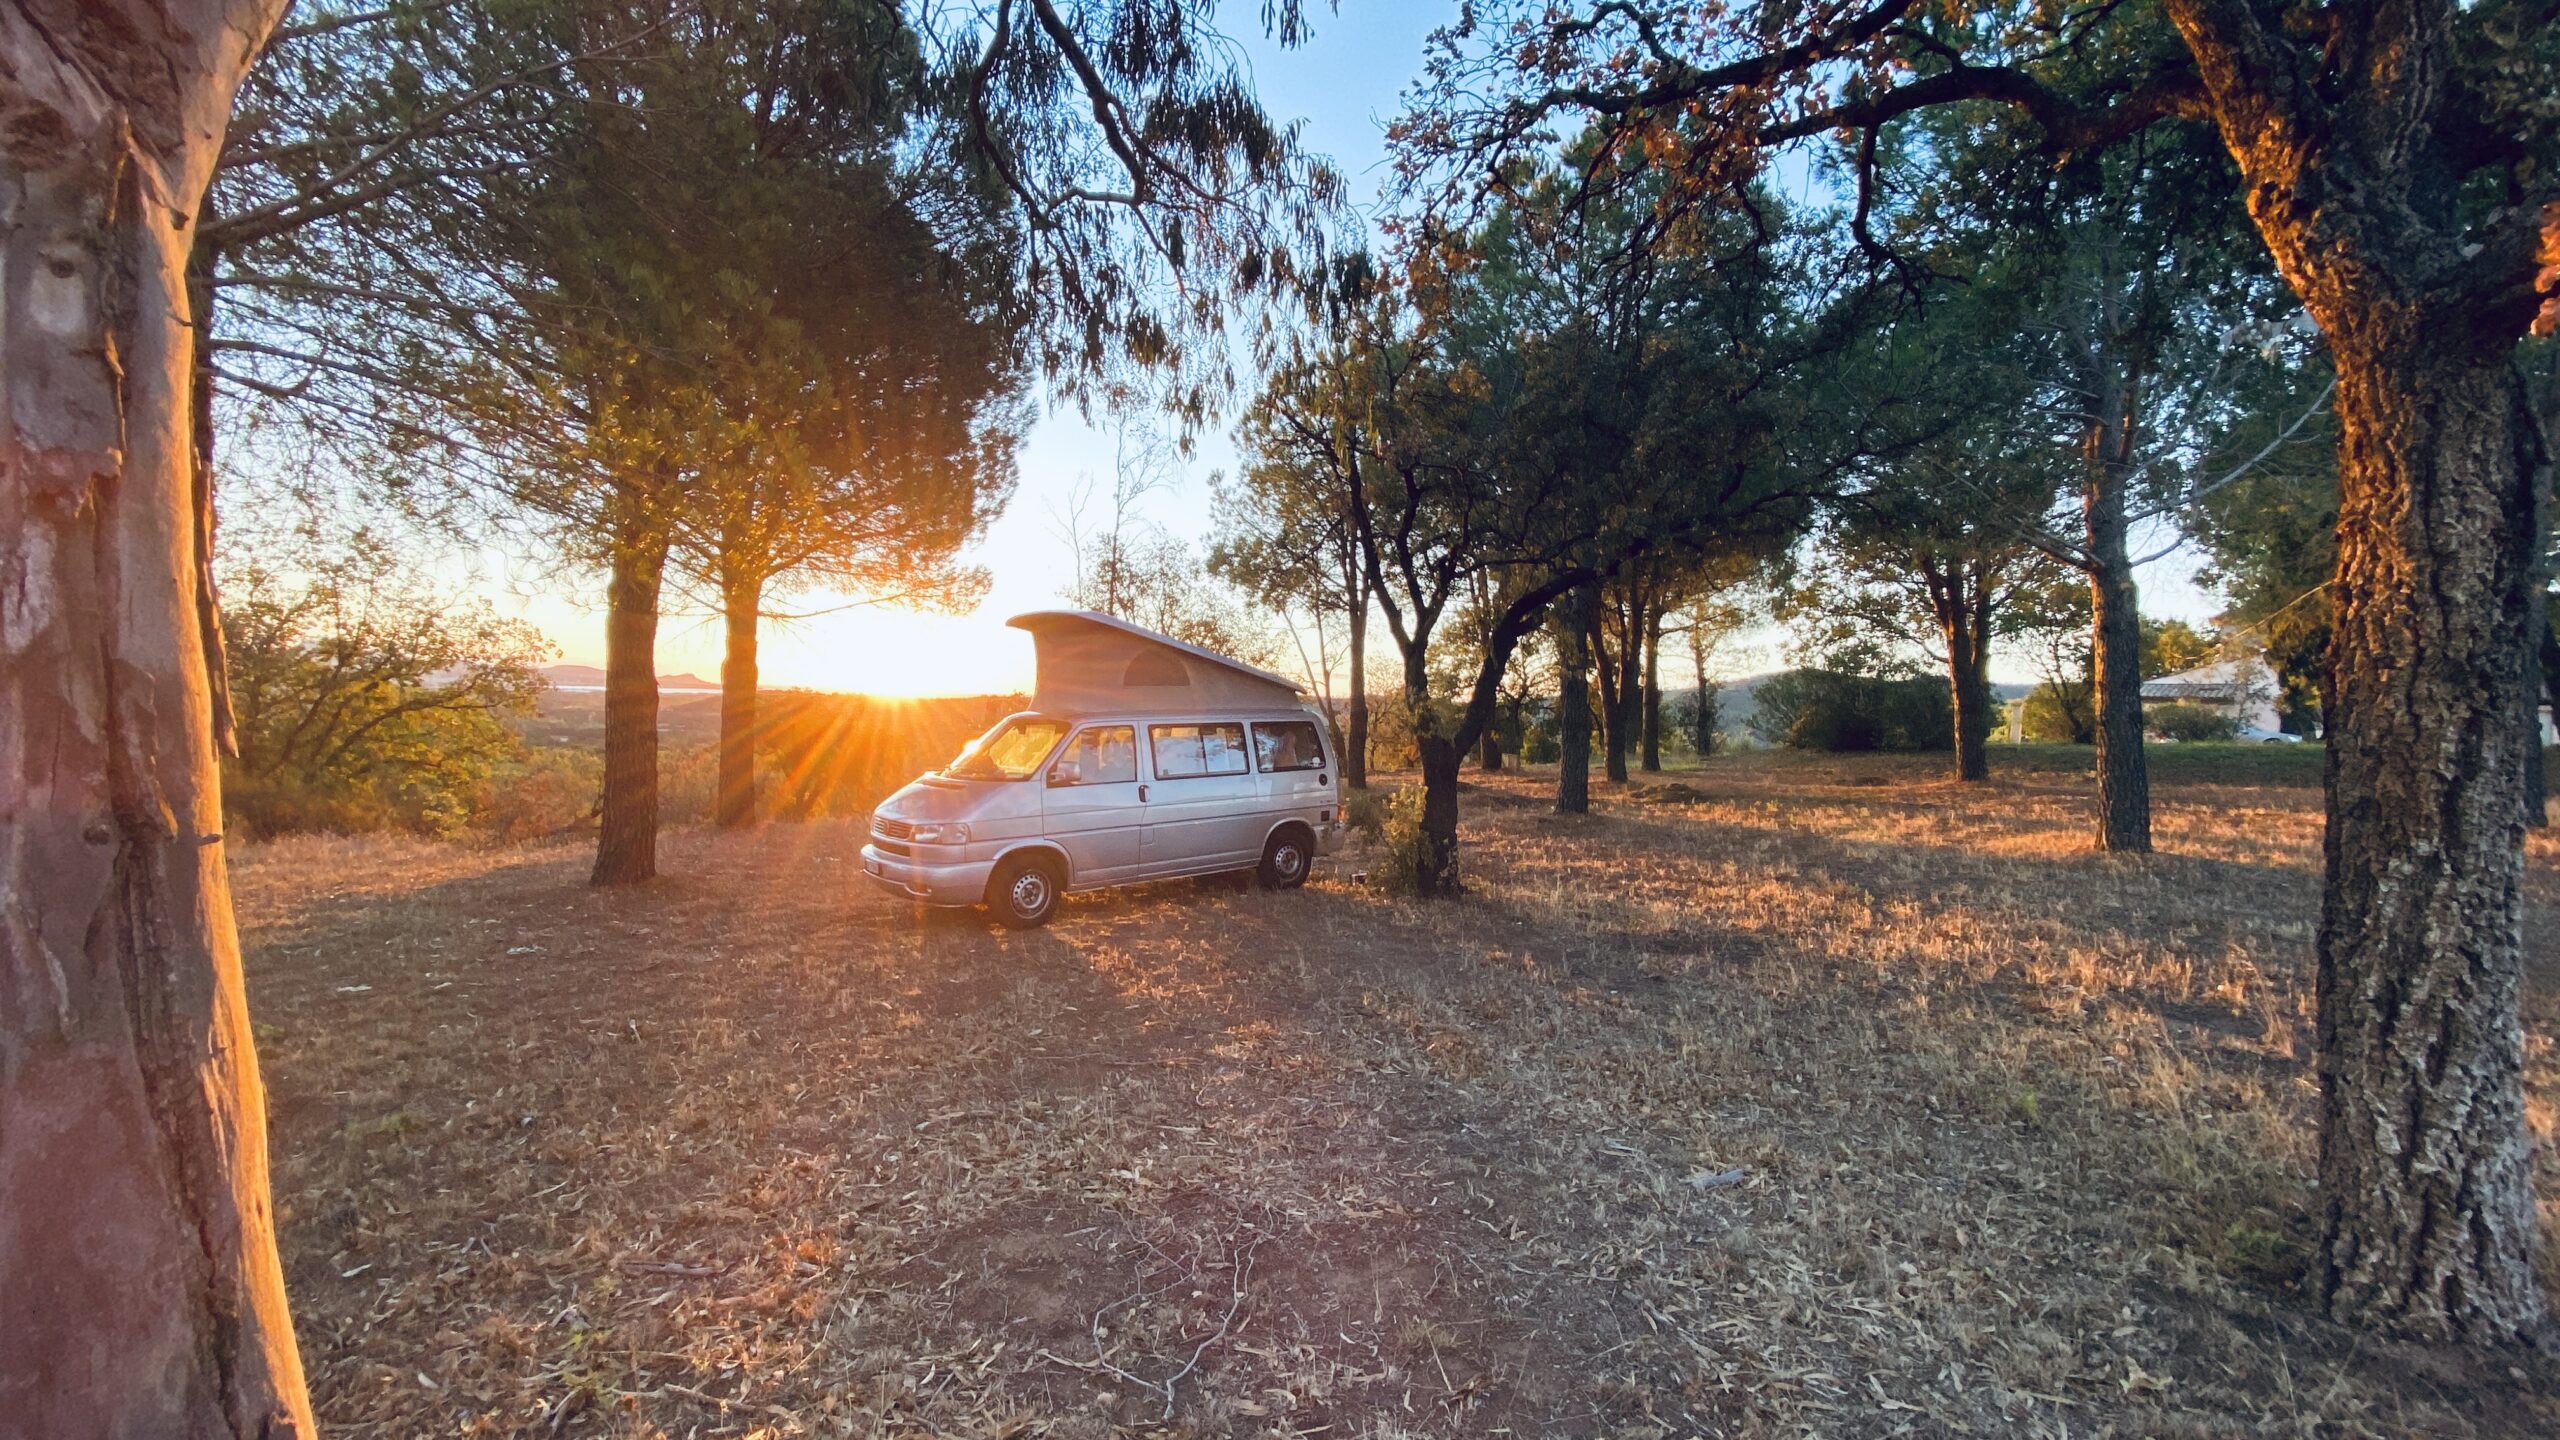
[1258,827,1313,890]
[987,854,1062,928]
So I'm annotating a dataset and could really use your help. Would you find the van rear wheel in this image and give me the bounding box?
[1259,828,1312,890]
[988,855,1061,928]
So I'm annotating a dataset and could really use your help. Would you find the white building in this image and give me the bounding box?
[2140,657,2285,733]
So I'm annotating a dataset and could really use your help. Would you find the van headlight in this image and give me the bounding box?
[910,822,971,845]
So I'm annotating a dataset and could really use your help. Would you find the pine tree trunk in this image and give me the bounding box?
[1,3,313,1432]
[2312,336,2547,1343]
[593,513,667,885]
[1638,616,1663,772]
[1344,578,1369,789]
[716,569,761,829]
[2085,452,2152,852]
[1554,589,1594,814]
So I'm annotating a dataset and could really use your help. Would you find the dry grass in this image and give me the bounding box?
[236,750,2560,1438]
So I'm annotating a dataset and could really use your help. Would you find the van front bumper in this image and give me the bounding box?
[860,844,994,906]
[1315,819,1347,856]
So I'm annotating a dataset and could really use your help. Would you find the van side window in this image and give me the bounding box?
[1251,719,1326,773]
[1150,722,1249,779]
[1054,725,1137,785]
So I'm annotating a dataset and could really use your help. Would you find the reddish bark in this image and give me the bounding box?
[1,1,313,1431]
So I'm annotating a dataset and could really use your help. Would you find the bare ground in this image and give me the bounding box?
[237,753,2560,1438]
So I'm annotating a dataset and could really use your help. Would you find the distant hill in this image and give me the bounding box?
[540,664,718,691]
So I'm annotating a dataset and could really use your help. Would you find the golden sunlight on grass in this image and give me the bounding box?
[234,751,2556,1438]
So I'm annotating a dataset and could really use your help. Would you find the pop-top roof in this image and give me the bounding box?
[1006,610,1304,715]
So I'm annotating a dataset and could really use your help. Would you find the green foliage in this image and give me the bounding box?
[1749,669,1952,753]
[1519,718,1561,764]
[1371,787,1437,898]
[2139,619,2220,680]
[222,534,551,839]
[1363,693,1464,772]
[2022,682,2098,745]
[1340,787,1391,840]
[2149,703,2241,743]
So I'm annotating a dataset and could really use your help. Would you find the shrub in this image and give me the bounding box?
[1371,786,1436,897]
[226,774,405,841]
[2022,681,2097,743]
[474,746,602,841]
[657,743,719,824]
[2150,702,2240,743]
[1748,669,1951,752]
[221,536,548,839]
[1519,719,1560,763]
[1340,786,1391,840]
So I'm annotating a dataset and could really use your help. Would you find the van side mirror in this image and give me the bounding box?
[1047,760,1080,787]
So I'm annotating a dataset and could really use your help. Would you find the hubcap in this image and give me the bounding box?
[1277,845,1305,879]
[1010,871,1050,915]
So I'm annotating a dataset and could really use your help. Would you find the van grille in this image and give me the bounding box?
[873,815,913,841]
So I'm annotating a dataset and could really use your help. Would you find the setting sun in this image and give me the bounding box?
[737,609,1037,698]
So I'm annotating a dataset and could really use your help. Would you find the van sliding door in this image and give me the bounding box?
[1142,721,1259,871]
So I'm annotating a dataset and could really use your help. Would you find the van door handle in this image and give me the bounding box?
[1138,784,1149,803]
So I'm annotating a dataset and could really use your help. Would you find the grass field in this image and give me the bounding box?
[236,748,2558,1438]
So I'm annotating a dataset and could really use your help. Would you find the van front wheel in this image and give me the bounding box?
[988,855,1061,928]
[1259,829,1312,890]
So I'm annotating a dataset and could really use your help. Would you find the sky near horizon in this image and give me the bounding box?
[464,2,2225,698]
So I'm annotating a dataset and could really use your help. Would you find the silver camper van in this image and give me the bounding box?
[861,611,1348,927]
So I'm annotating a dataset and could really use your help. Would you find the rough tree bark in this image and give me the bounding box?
[2309,334,2548,1342]
[2165,0,2552,1342]
[0,1,314,1434]
[715,558,761,830]
[593,506,667,885]
[1553,585,1595,814]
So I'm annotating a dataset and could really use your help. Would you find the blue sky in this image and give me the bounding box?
[485,2,2220,695]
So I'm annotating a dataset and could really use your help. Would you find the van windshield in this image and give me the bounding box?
[943,717,1069,781]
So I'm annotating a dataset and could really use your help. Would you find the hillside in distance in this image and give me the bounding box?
[540,663,718,691]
